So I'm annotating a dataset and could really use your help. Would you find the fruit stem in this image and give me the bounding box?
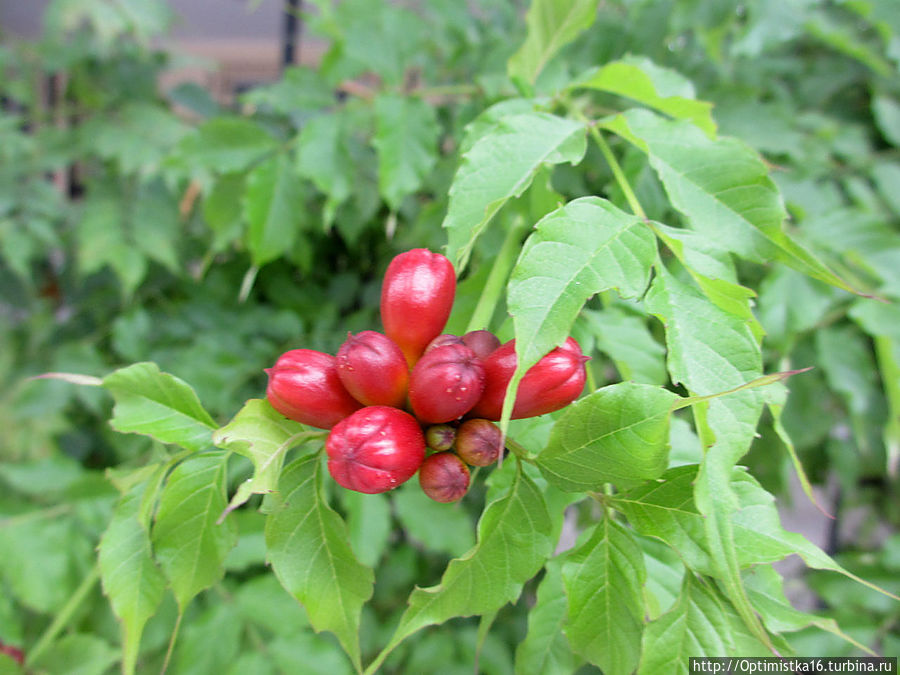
[465,216,527,334]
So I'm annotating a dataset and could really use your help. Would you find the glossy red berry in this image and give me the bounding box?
[409,343,485,424]
[381,249,456,367]
[418,452,470,503]
[455,418,502,466]
[336,331,409,408]
[469,337,588,420]
[266,349,363,429]
[425,423,457,451]
[326,406,426,494]
[462,329,501,360]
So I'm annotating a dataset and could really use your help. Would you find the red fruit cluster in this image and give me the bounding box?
[265,248,589,500]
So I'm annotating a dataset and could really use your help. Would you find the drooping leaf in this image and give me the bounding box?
[391,480,476,559]
[243,152,307,267]
[604,109,858,294]
[102,362,217,452]
[265,454,373,671]
[507,0,599,91]
[515,559,582,675]
[561,517,645,675]
[373,94,439,211]
[151,451,237,609]
[507,196,656,378]
[538,382,678,492]
[212,398,315,517]
[98,481,167,675]
[375,462,553,669]
[443,112,587,272]
[570,56,716,136]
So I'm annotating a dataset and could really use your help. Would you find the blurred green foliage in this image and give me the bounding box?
[0,0,898,672]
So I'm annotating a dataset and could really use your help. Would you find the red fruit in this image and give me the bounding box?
[462,329,501,359]
[418,452,470,503]
[469,338,588,420]
[409,343,485,424]
[381,249,456,367]
[326,406,426,494]
[336,331,409,408]
[455,418,502,466]
[266,349,363,429]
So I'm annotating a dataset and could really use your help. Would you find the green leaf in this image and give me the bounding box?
[508,196,656,377]
[171,117,277,174]
[151,451,237,609]
[212,398,313,517]
[742,566,871,653]
[131,178,180,272]
[373,94,439,211]
[613,465,713,574]
[98,481,167,675]
[514,559,581,675]
[570,56,716,136]
[638,574,732,674]
[584,306,667,385]
[391,480,476,558]
[604,109,857,294]
[377,462,553,668]
[443,112,587,272]
[203,173,246,252]
[295,112,354,226]
[102,362,217,452]
[242,152,307,267]
[265,454,373,671]
[561,517,645,675]
[537,382,678,492]
[507,0,599,91]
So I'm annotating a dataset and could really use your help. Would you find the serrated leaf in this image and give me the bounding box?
[171,117,277,174]
[604,109,857,294]
[102,362,217,452]
[265,454,373,671]
[212,399,314,517]
[378,462,553,667]
[514,560,581,675]
[507,0,599,90]
[98,481,167,675]
[77,194,147,297]
[561,517,644,675]
[570,56,715,136]
[508,196,656,377]
[638,574,732,674]
[373,94,439,211]
[583,306,667,385]
[443,112,587,272]
[151,451,237,609]
[243,152,306,267]
[538,382,678,492]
